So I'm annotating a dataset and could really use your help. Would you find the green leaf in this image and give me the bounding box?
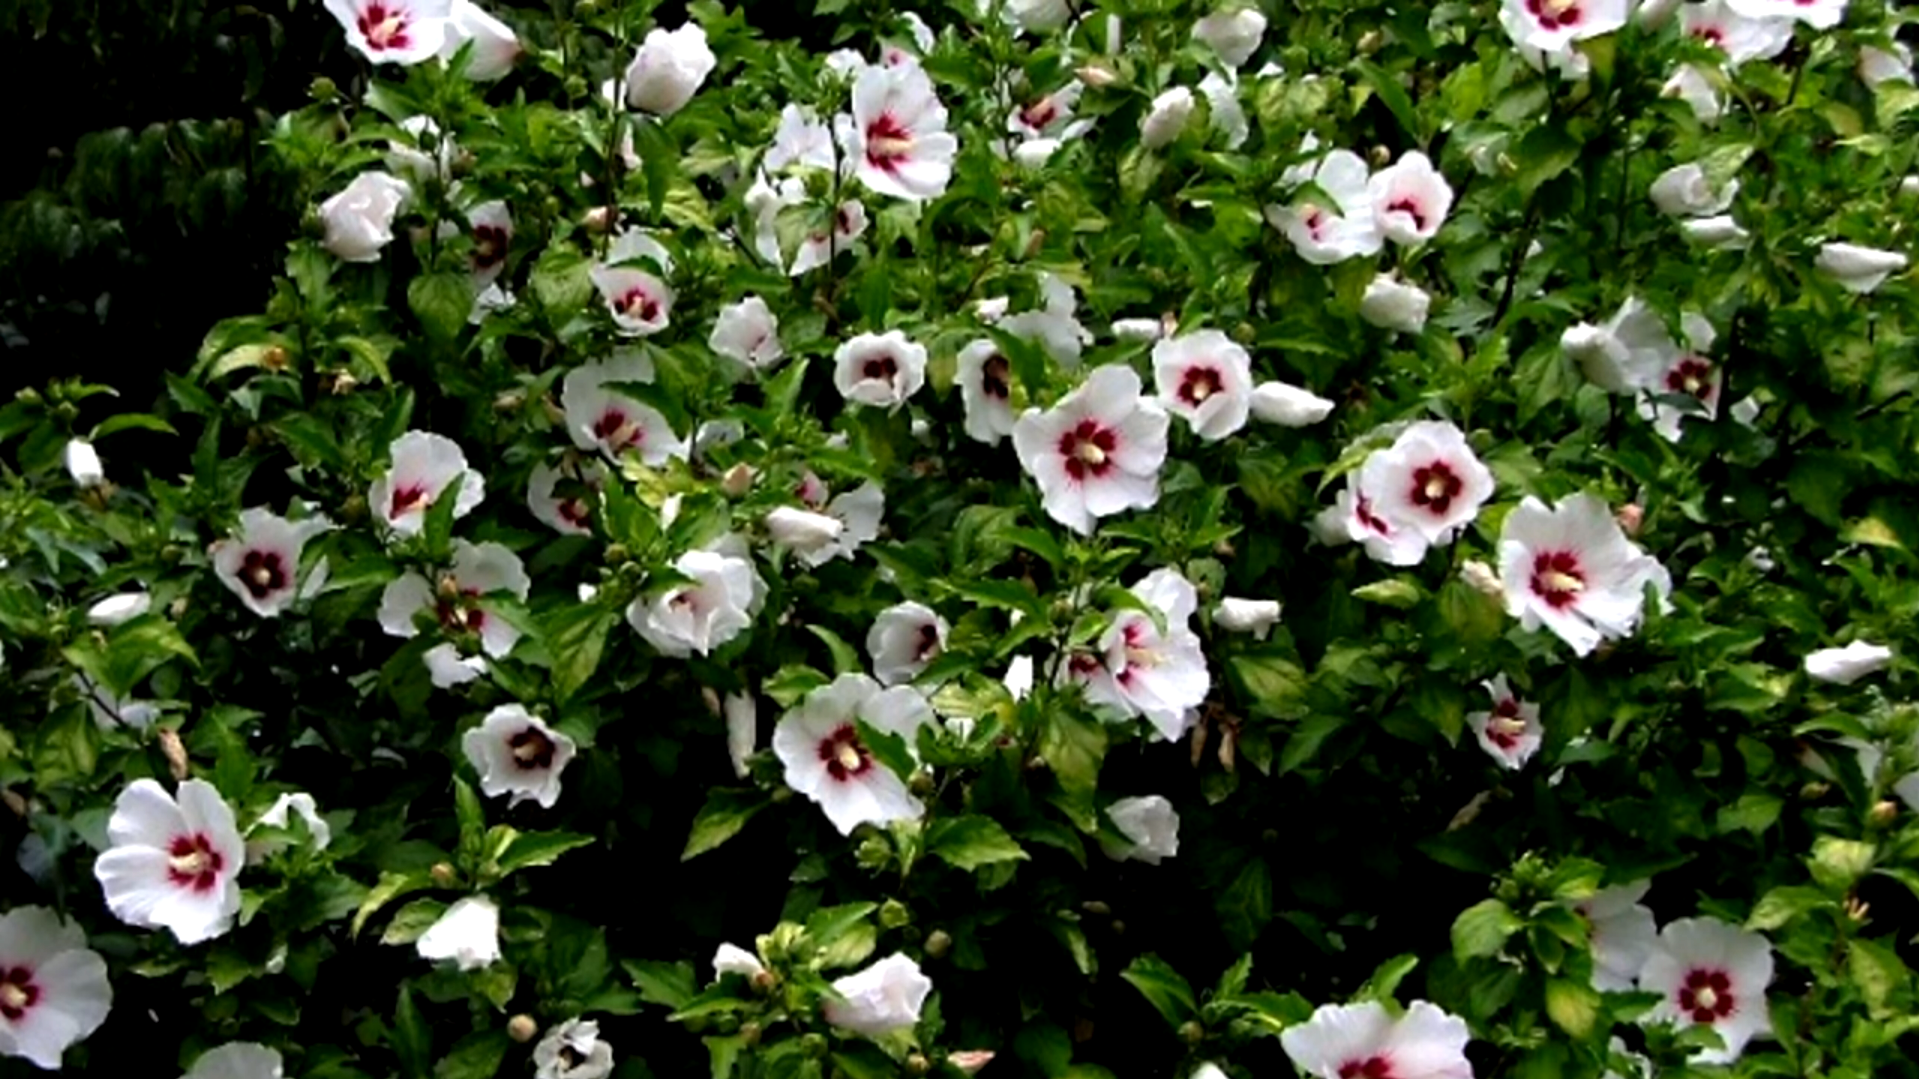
[531,245,594,315]
[1451,899,1524,961]
[380,898,448,946]
[408,272,472,345]
[1714,792,1782,836]
[682,788,770,861]
[1355,60,1420,143]
[1353,954,1419,1004]
[1544,978,1600,1039]
[926,815,1029,871]
[546,604,618,705]
[1119,954,1197,1027]
[354,870,432,938]
[1747,886,1834,931]
[1226,652,1309,720]
[495,831,595,876]
[624,958,698,1009]
[1848,937,1909,1020]
[1511,123,1580,197]
[392,985,432,1079]
[1217,859,1273,952]
[630,116,678,218]
[91,412,177,439]
[434,1031,510,1079]
[421,472,467,560]
[806,624,864,677]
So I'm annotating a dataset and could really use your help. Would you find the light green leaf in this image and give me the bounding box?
[1119,954,1197,1027]
[926,815,1029,871]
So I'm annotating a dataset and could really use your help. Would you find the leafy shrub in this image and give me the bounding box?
[4,0,1919,1078]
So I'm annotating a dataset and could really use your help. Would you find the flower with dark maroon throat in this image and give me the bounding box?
[1368,151,1453,245]
[1466,674,1543,770]
[465,200,512,287]
[210,507,334,617]
[370,430,487,537]
[464,704,576,809]
[323,0,451,65]
[561,352,687,465]
[1012,365,1170,536]
[94,778,245,945]
[1498,0,1628,53]
[0,907,112,1069]
[1638,917,1775,1063]
[833,331,928,410]
[378,540,532,684]
[527,458,606,537]
[845,63,957,202]
[866,601,950,686]
[588,263,673,337]
[773,673,935,835]
[1151,329,1255,441]
[1497,493,1672,657]
[1357,420,1496,546]
[1280,1000,1473,1079]
[957,340,1018,444]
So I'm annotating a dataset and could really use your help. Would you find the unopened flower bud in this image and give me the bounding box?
[604,543,630,565]
[1081,900,1111,916]
[543,396,567,425]
[1460,560,1503,597]
[947,1051,995,1076]
[924,929,952,958]
[1871,799,1900,825]
[1616,503,1644,536]
[437,575,464,602]
[906,1053,931,1076]
[13,388,41,405]
[1076,64,1119,88]
[1800,781,1831,801]
[1,789,26,817]
[168,596,188,620]
[750,970,778,994]
[1357,29,1384,55]
[158,728,190,781]
[721,463,755,498]
[493,390,524,413]
[1178,1021,1205,1044]
[328,372,359,395]
[855,834,891,868]
[563,74,590,100]
[740,1021,762,1047]
[261,345,290,371]
[1109,919,1126,936]
[908,770,935,795]
[309,76,338,101]
[879,899,912,929]
[159,544,186,564]
[340,494,367,524]
[430,861,458,886]
[1368,144,1391,168]
[583,205,615,233]
[507,1014,539,1043]
[801,1033,829,1060]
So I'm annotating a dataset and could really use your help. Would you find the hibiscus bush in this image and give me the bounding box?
[7,0,1919,1076]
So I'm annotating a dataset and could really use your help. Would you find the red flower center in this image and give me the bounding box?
[1058,420,1118,481]
[559,497,592,527]
[1338,1056,1395,1079]
[819,724,872,781]
[1678,968,1737,1024]
[167,833,226,893]
[594,407,643,451]
[509,726,556,770]
[238,549,288,600]
[1487,698,1525,748]
[1022,98,1059,130]
[1409,461,1463,515]
[862,353,899,382]
[357,2,412,50]
[1355,494,1394,537]
[436,589,487,633]
[473,224,508,270]
[1178,366,1225,407]
[1529,550,1585,609]
[615,288,660,323]
[915,623,942,661]
[865,114,913,174]
[1387,196,1428,231]
[1692,25,1726,47]
[1524,0,1582,29]
[981,355,1011,400]
[390,483,429,518]
[1665,357,1715,401]
[0,967,39,1021]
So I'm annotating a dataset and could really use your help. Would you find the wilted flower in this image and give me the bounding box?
[1249,381,1335,426]
[623,23,716,115]
[1466,674,1543,770]
[1815,242,1908,294]
[824,954,933,1038]
[1360,274,1432,334]
[210,508,334,617]
[1280,1000,1472,1079]
[87,591,151,626]
[1012,365,1170,535]
[324,0,450,65]
[246,791,331,863]
[534,1018,614,1079]
[834,331,928,410]
[1576,880,1658,992]
[64,439,105,487]
[463,704,576,810]
[95,778,244,945]
[725,693,756,779]
[998,272,1091,367]
[439,0,519,79]
[1112,318,1167,342]
[845,64,957,202]
[561,353,687,465]
[774,673,934,835]
[76,673,160,731]
[1101,795,1180,863]
[182,1043,284,1079]
[370,430,485,537]
[796,481,885,568]
[319,171,412,262]
[1191,7,1267,67]
[1151,329,1254,441]
[417,896,500,971]
[1139,87,1195,150]
[1680,214,1751,249]
[713,942,765,979]
[1199,72,1249,150]
[1859,41,1914,87]
[1369,151,1453,244]
[0,907,112,1070]
[709,297,784,371]
[1215,598,1282,638]
[766,507,845,554]
[1638,917,1775,1063]
[1560,296,1678,393]
[1268,148,1382,264]
[627,550,756,658]
[867,602,949,686]
[1803,640,1893,684]
[1497,493,1672,657]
